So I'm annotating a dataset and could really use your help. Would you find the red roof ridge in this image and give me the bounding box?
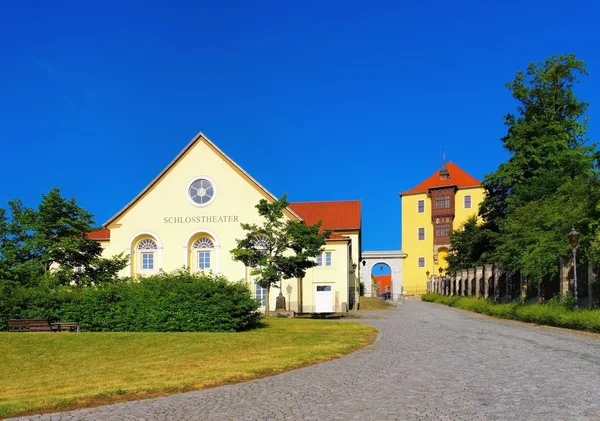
[400,161,480,196]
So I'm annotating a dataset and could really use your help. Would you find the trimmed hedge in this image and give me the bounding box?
[2,271,261,332]
[422,293,600,333]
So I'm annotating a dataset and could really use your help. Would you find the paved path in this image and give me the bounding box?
[9,301,600,421]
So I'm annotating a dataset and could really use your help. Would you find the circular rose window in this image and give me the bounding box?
[188,178,216,206]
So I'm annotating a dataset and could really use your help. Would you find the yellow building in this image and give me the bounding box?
[88,132,361,313]
[400,161,483,295]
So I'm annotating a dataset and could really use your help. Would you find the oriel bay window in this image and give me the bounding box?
[435,195,450,209]
[435,217,452,240]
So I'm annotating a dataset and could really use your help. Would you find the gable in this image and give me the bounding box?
[105,132,301,228]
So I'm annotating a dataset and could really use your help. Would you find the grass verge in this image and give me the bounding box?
[422,293,600,333]
[0,318,376,419]
[359,297,396,310]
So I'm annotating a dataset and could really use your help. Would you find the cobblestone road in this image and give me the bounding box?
[9,301,600,421]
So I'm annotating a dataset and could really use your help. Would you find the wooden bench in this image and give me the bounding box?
[7,319,58,332]
[51,322,80,332]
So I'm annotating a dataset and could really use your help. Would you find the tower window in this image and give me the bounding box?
[464,195,472,209]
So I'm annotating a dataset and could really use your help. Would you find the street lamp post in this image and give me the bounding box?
[352,263,358,309]
[568,227,580,309]
[426,270,430,294]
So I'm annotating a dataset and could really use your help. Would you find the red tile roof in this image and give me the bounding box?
[400,162,480,196]
[327,233,350,240]
[87,228,110,240]
[289,200,361,231]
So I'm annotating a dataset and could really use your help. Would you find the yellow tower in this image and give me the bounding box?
[400,161,483,295]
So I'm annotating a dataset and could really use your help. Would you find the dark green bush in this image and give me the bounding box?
[1,270,261,332]
[422,293,600,333]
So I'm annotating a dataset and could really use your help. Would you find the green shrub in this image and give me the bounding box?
[422,293,600,333]
[2,270,261,332]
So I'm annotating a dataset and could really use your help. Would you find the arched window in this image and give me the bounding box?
[193,238,214,249]
[137,239,158,250]
[252,235,270,253]
[192,237,214,270]
[137,239,157,271]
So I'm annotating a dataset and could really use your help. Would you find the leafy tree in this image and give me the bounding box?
[446,215,496,274]
[230,194,329,313]
[480,54,595,228]
[0,188,127,287]
[447,54,600,296]
[498,177,597,271]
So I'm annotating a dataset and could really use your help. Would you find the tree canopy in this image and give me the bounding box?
[480,54,595,226]
[451,54,599,283]
[230,194,329,311]
[0,188,127,287]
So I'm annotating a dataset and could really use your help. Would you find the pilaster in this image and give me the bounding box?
[484,264,493,299]
[461,269,468,296]
[475,266,483,298]
[467,268,475,297]
[493,264,502,301]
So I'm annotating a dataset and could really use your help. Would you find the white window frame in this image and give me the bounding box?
[418,227,425,241]
[141,252,154,271]
[186,175,217,208]
[418,257,425,268]
[255,283,267,307]
[417,200,425,214]
[192,237,215,272]
[198,251,211,270]
[317,252,332,267]
[464,194,472,209]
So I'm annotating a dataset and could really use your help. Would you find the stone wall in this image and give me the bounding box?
[426,261,597,308]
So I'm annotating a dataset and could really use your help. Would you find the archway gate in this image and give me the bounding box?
[360,250,407,301]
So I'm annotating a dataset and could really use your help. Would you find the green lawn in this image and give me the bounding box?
[0,319,376,418]
[359,297,396,310]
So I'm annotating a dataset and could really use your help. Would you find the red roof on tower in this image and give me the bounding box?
[400,162,480,196]
[289,200,361,231]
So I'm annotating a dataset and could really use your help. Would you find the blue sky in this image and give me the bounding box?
[1,0,599,252]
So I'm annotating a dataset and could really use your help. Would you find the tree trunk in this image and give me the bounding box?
[297,277,303,314]
[265,287,270,316]
[588,264,595,309]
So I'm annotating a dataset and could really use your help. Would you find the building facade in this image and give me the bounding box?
[400,161,483,295]
[88,132,361,313]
